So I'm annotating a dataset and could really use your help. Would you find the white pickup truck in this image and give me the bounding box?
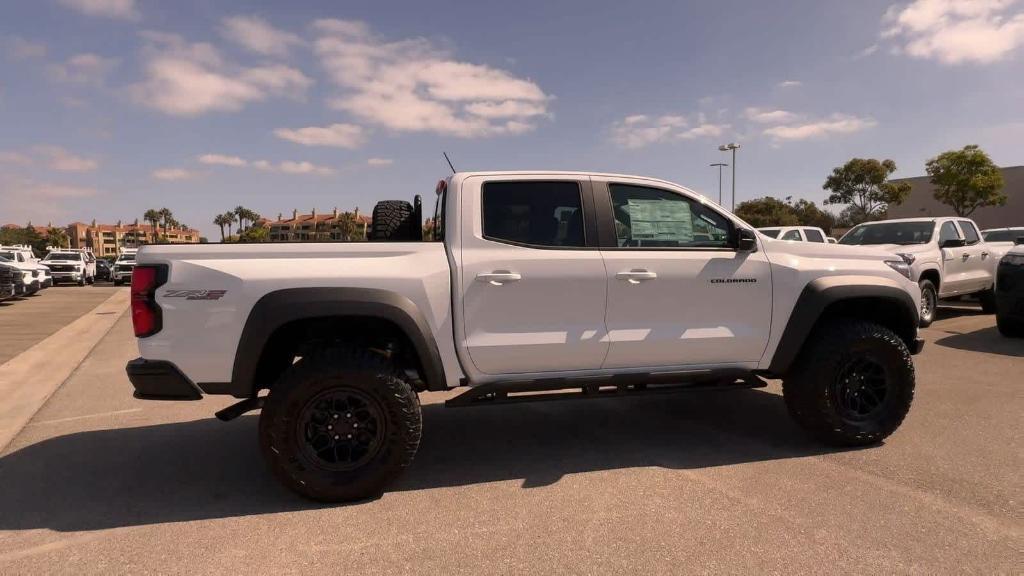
[126,171,924,501]
[838,217,997,326]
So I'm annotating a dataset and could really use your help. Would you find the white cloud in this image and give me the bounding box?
[762,114,877,142]
[367,157,393,166]
[0,151,33,166]
[199,153,247,166]
[0,175,100,224]
[881,0,1024,64]
[57,0,139,20]
[313,19,551,138]
[610,114,727,149]
[7,37,47,60]
[49,53,118,85]
[221,15,305,57]
[744,107,799,124]
[854,43,880,59]
[198,153,334,175]
[130,31,313,116]
[274,123,365,148]
[777,80,802,88]
[33,146,99,171]
[152,167,197,181]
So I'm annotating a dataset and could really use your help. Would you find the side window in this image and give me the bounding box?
[781,230,802,241]
[938,221,960,244]
[759,229,781,238]
[608,184,732,248]
[803,228,825,243]
[958,220,980,245]
[482,181,585,248]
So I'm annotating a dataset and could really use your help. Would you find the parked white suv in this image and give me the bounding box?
[112,249,137,285]
[839,217,996,326]
[0,246,51,290]
[758,226,831,243]
[125,171,924,502]
[981,227,1024,258]
[42,250,96,286]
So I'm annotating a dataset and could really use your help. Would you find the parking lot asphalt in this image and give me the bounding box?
[0,285,122,365]
[0,303,1021,574]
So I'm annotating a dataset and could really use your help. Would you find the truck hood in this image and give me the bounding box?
[762,238,895,261]
[859,243,932,256]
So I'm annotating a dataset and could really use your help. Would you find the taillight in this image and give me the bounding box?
[131,265,166,337]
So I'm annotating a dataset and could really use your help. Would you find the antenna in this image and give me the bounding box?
[443,152,456,174]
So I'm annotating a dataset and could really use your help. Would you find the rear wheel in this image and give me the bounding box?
[259,348,422,502]
[997,313,1024,338]
[918,279,937,327]
[783,319,915,446]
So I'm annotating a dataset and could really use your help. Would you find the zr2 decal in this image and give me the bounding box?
[163,289,228,301]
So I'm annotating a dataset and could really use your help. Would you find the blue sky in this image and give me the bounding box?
[2,0,1022,239]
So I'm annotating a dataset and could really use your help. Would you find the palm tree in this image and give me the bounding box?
[143,209,161,243]
[46,226,69,248]
[222,211,237,238]
[156,207,173,241]
[213,214,228,242]
[234,206,247,232]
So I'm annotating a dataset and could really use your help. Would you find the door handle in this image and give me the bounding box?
[981,251,989,259]
[962,253,970,261]
[476,271,522,285]
[616,269,658,284]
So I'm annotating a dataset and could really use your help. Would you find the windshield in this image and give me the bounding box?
[982,229,1023,242]
[839,222,934,245]
[0,251,17,260]
[0,255,11,263]
[117,254,136,262]
[44,253,82,261]
[759,229,781,238]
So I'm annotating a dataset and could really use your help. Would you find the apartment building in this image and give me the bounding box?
[267,208,371,242]
[66,221,201,257]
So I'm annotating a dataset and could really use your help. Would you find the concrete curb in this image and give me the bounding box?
[0,290,130,453]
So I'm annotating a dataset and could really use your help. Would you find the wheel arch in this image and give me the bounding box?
[765,277,920,376]
[918,267,940,291]
[221,287,447,397]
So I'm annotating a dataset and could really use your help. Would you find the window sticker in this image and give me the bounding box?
[626,199,693,241]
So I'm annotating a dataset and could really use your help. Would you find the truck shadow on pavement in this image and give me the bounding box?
[934,326,1023,357]
[0,388,855,532]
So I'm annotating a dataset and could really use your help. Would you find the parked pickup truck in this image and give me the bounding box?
[127,171,924,502]
[838,217,997,327]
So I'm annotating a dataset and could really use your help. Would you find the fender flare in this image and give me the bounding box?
[221,287,447,397]
[766,277,919,376]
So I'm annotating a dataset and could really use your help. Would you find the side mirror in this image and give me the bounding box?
[737,228,757,252]
[1015,236,1024,246]
[939,238,965,249]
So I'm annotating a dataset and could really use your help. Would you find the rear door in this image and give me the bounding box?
[594,179,772,369]
[803,228,826,243]
[957,220,994,291]
[458,176,609,375]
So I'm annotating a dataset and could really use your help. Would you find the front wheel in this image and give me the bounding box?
[918,279,937,327]
[997,314,1024,338]
[259,349,422,502]
[783,319,915,446]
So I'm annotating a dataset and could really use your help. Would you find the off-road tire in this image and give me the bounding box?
[259,348,422,502]
[918,279,937,327]
[783,319,915,447]
[978,288,997,314]
[370,200,417,241]
[997,314,1024,338]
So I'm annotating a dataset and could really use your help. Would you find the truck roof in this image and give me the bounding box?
[856,216,967,225]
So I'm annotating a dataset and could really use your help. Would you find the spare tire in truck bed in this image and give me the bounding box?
[370,200,418,241]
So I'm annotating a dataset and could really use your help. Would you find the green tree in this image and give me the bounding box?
[788,199,836,232]
[143,209,161,242]
[926,145,1006,217]
[46,226,69,249]
[734,197,800,228]
[157,207,173,238]
[222,211,237,237]
[237,226,269,243]
[823,158,910,222]
[213,213,229,242]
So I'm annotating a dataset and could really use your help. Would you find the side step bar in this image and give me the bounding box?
[446,370,767,408]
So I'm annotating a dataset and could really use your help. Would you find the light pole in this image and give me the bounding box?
[718,143,740,210]
[709,163,728,206]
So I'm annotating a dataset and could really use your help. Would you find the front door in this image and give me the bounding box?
[596,180,773,369]
[938,220,971,296]
[459,176,609,375]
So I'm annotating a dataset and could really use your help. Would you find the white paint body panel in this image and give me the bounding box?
[134,171,922,391]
